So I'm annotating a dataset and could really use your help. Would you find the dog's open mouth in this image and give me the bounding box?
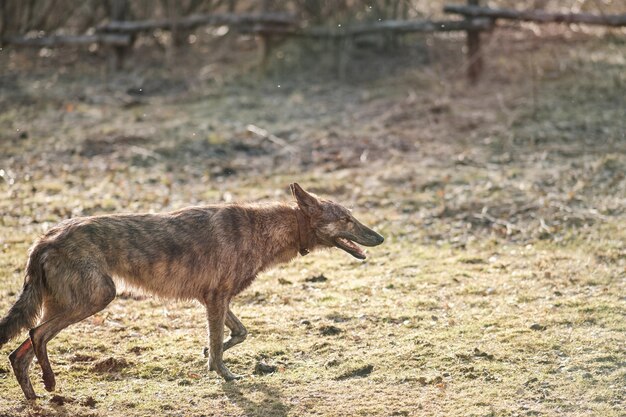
[335,237,366,260]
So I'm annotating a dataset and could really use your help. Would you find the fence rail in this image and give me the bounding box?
[251,18,493,38]
[3,34,131,47]
[443,5,626,27]
[96,12,296,34]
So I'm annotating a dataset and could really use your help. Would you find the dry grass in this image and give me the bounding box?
[0,27,624,416]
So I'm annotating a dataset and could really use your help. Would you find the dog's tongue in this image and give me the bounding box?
[338,237,366,258]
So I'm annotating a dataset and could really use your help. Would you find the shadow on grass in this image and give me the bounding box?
[222,379,289,417]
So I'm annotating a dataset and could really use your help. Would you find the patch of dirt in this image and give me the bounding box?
[319,325,342,336]
[92,357,130,373]
[254,361,278,375]
[128,346,151,354]
[473,348,495,361]
[416,375,444,386]
[81,396,98,408]
[336,364,374,380]
[79,135,149,157]
[455,348,495,361]
[70,353,97,363]
[305,274,328,283]
[50,394,75,406]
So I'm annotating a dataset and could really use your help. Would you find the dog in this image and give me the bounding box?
[0,183,384,399]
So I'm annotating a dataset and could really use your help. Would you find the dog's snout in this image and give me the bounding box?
[358,228,384,247]
[372,231,384,246]
[351,218,384,247]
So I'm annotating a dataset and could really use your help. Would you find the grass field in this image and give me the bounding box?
[0,27,625,416]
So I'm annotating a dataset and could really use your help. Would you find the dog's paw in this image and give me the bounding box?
[222,372,243,382]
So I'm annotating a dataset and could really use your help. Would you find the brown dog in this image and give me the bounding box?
[0,183,383,399]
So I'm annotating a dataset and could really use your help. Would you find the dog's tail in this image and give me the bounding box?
[0,244,46,348]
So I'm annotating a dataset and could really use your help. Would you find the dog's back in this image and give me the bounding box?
[33,208,215,301]
[26,203,300,302]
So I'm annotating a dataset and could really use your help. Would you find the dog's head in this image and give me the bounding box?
[290,183,384,260]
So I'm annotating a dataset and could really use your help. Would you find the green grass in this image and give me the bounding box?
[0,30,625,416]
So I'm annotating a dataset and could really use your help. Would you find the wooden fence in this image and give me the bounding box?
[2,1,625,82]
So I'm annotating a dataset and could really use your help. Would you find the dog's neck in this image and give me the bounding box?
[294,207,312,256]
[250,203,315,276]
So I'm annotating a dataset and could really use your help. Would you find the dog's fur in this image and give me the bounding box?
[0,183,383,399]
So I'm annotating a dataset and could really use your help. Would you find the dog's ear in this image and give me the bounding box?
[290,183,320,215]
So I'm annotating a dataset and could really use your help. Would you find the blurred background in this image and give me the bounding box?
[0,1,625,416]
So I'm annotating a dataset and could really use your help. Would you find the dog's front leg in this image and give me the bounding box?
[202,308,248,357]
[204,293,241,381]
[223,309,248,351]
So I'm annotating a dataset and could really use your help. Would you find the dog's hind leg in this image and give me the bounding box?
[8,297,67,399]
[29,273,116,392]
[223,309,247,352]
[9,338,36,399]
[30,314,82,392]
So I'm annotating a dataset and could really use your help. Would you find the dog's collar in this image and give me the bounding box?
[294,207,311,256]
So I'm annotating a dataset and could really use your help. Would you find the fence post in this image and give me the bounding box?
[466,0,483,83]
[108,0,130,71]
[258,0,273,72]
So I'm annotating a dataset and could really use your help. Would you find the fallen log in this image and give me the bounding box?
[97,12,296,34]
[444,4,626,27]
[2,33,131,47]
